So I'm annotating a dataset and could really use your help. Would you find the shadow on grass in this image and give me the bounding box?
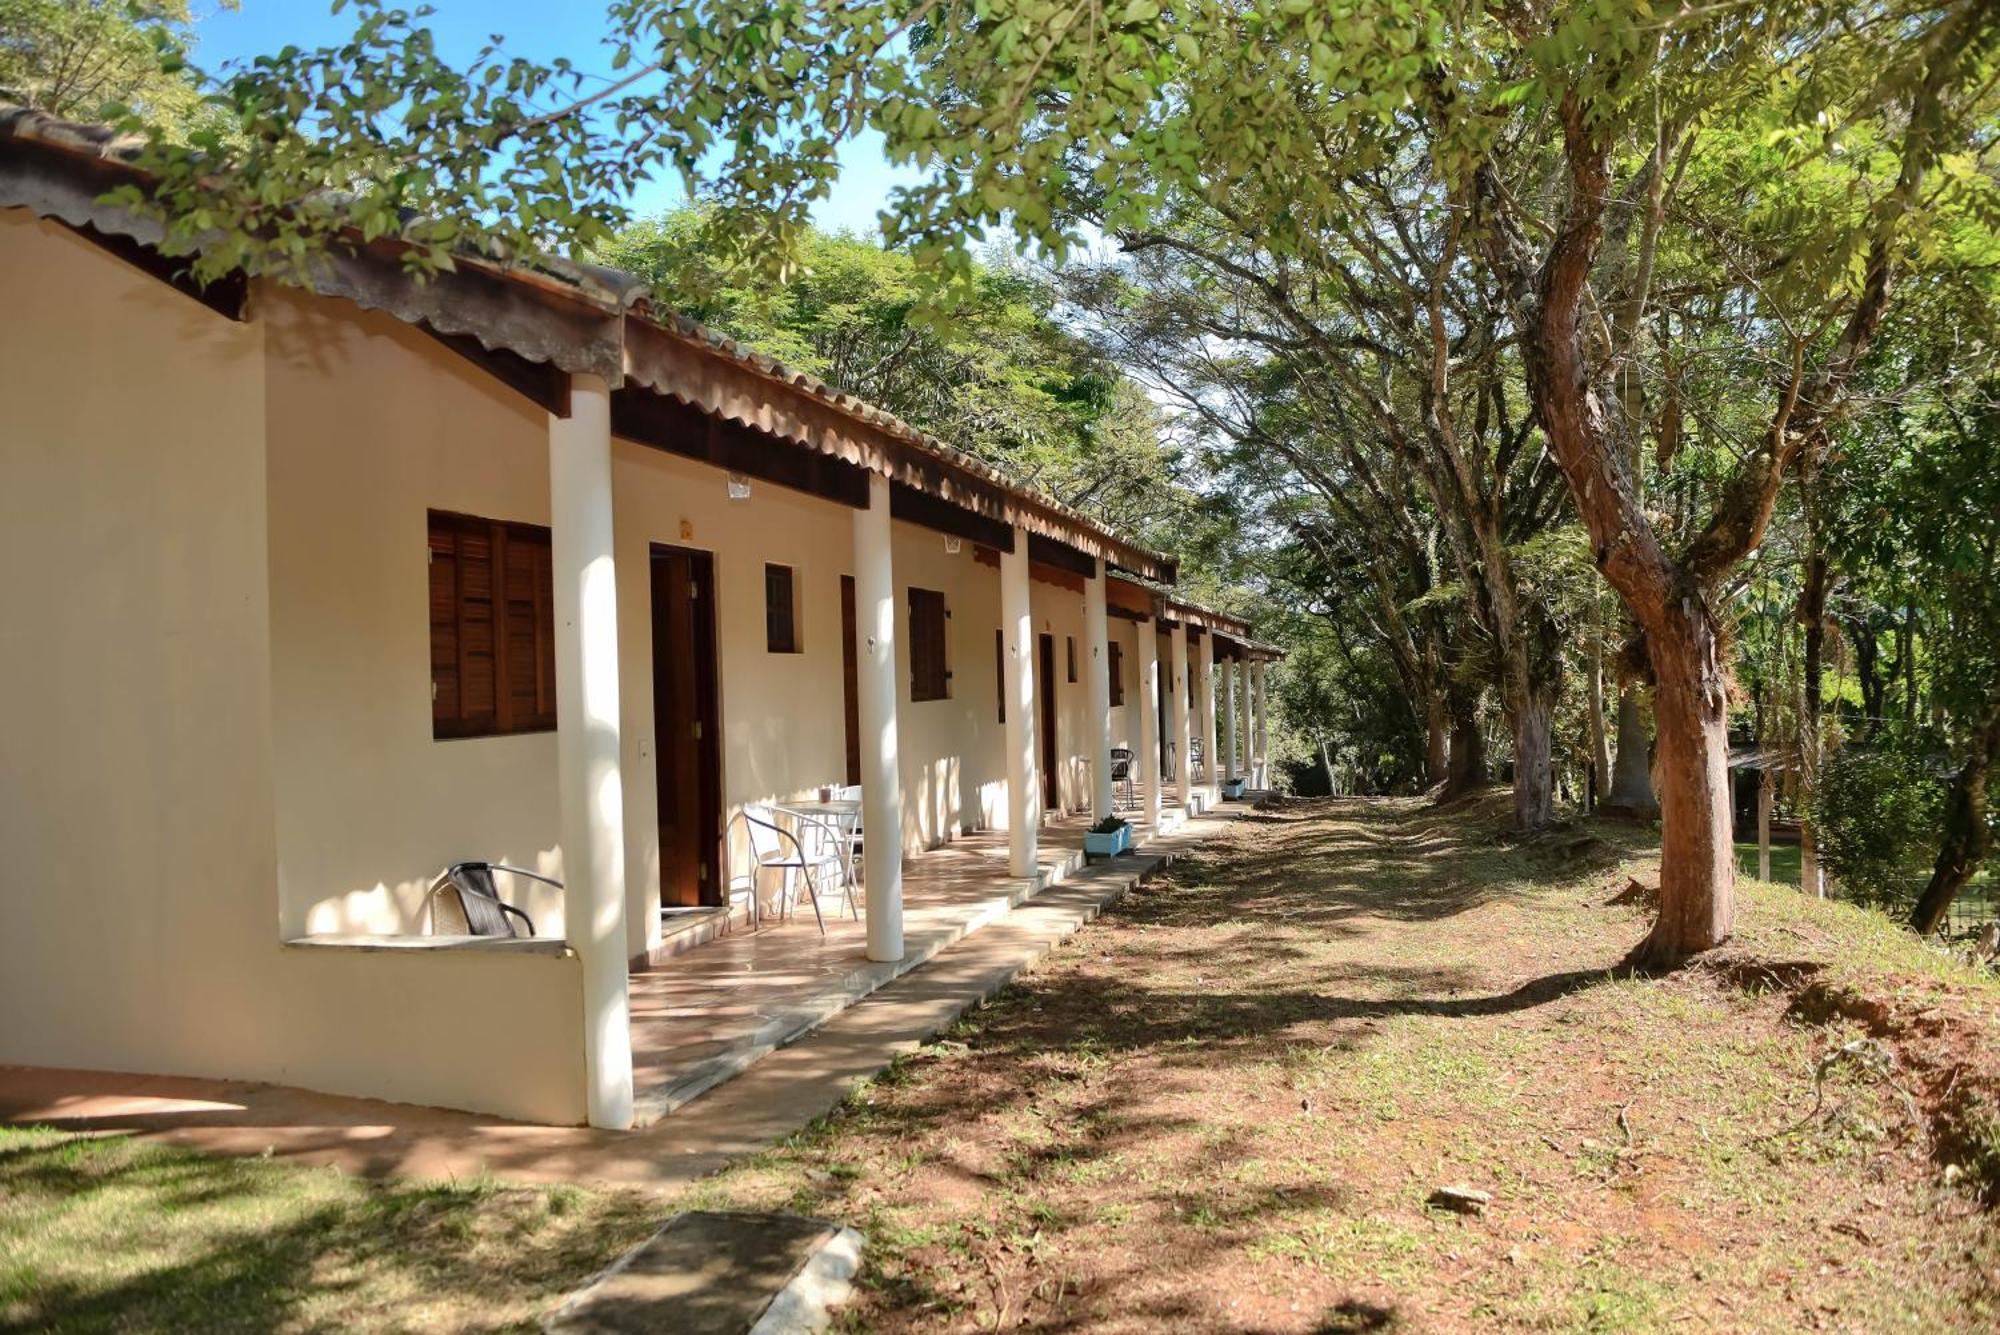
[0,1133,657,1333]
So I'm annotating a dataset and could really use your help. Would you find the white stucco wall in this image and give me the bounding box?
[0,215,587,1125]
[1,212,1125,1122]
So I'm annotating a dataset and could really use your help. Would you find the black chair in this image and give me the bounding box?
[1109,747,1136,810]
[426,862,561,938]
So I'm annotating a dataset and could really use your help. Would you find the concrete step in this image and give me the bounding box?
[545,1210,861,1334]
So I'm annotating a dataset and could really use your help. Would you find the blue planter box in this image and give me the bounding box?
[1083,824,1132,859]
[1222,778,1247,800]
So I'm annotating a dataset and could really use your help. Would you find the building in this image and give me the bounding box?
[0,107,1280,1128]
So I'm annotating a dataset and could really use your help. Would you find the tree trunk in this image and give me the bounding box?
[1607,689,1659,813]
[1634,604,1738,966]
[1425,694,1451,790]
[1587,642,1612,812]
[1903,601,1920,726]
[1799,550,1830,898]
[1511,692,1556,829]
[1910,698,1999,937]
[1443,694,1486,799]
[1757,769,1774,882]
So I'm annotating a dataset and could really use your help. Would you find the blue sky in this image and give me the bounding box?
[188,0,916,238]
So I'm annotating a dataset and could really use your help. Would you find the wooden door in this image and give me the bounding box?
[1156,643,1172,779]
[1037,633,1058,810]
[650,545,722,908]
[841,575,861,786]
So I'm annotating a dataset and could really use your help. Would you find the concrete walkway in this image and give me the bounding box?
[0,805,1244,1191]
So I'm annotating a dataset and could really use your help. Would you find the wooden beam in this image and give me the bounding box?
[1106,576,1156,622]
[891,481,1015,551]
[1027,533,1095,578]
[423,325,572,417]
[611,388,872,507]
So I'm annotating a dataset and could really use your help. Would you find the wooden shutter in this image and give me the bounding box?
[498,524,555,731]
[1067,636,1077,683]
[765,563,798,653]
[430,510,555,738]
[995,629,1006,723]
[1108,641,1125,706]
[908,588,948,702]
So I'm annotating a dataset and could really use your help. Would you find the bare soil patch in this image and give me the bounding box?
[688,793,2000,1332]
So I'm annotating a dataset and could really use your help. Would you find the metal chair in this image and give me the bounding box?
[1190,735,1206,782]
[1109,747,1136,810]
[734,804,839,932]
[832,784,865,892]
[426,862,559,938]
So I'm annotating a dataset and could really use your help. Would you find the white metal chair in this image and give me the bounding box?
[1190,736,1206,782]
[833,783,864,886]
[734,805,840,932]
[792,802,861,922]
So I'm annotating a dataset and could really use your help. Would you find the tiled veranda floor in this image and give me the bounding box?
[627,789,1196,1122]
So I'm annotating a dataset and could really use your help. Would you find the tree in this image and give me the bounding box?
[109,1,2000,962]
[0,0,227,136]
[599,207,1193,538]
[1833,380,2000,934]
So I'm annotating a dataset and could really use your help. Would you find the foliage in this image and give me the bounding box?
[598,208,1194,540]
[1813,731,1950,909]
[0,0,229,136]
[38,0,2000,936]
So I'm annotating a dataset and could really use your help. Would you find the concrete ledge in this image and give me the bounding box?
[283,933,573,956]
[545,1210,861,1334]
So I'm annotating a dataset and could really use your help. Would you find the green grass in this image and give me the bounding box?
[1736,838,1802,886]
[0,1128,657,1332]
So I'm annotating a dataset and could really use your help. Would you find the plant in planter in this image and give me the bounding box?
[1084,815,1132,859]
[1222,777,1247,799]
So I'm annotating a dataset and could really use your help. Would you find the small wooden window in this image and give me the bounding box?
[909,587,949,702]
[1108,641,1126,706]
[429,509,555,739]
[995,629,1006,724]
[765,563,800,653]
[1066,636,1078,683]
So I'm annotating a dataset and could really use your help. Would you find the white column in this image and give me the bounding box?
[1137,623,1161,829]
[1199,639,1218,804]
[1170,622,1192,811]
[853,474,904,961]
[549,373,633,1131]
[1239,657,1255,790]
[1253,661,1270,787]
[1085,559,1114,821]
[1222,658,1239,783]
[1000,527,1038,877]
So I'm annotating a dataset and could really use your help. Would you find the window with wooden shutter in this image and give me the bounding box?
[995,629,1006,723]
[765,563,800,653]
[1066,636,1077,683]
[908,587,949,702]
[1107,641,1125,706]
[429,510,556,739]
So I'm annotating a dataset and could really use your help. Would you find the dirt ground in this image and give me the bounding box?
[683,794,2000,1332]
